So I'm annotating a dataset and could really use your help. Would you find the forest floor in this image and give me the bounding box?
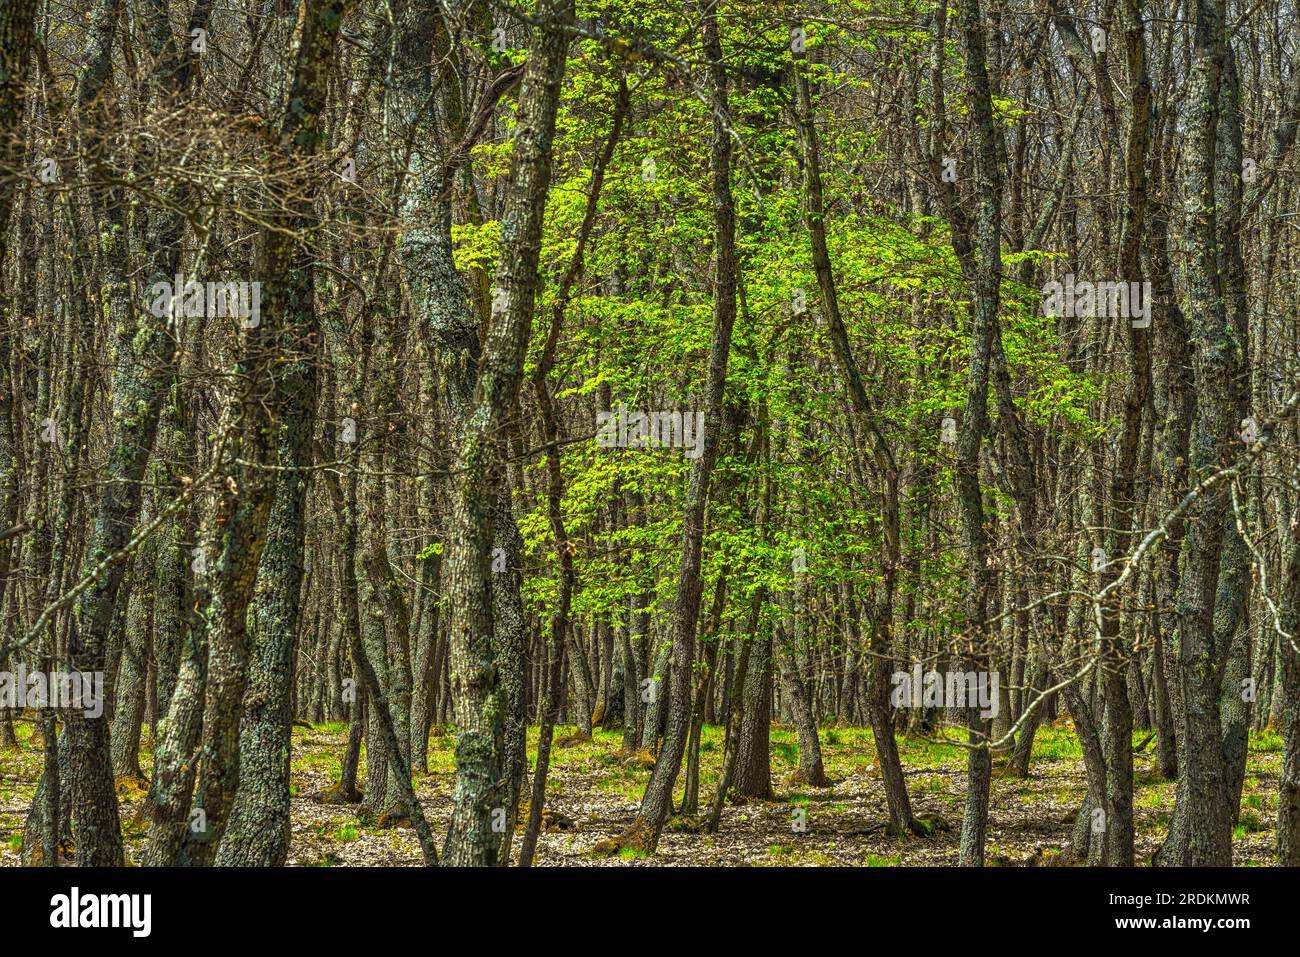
[0,717,1284,866]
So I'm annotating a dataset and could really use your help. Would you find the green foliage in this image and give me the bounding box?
[438,11,1105,652]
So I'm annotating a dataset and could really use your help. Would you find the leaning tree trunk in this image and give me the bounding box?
[949,0,1002,868]
[179,0,347,866]
[1157,0,1247,867]
[440,0,571,865]
[793,17,908,830]
[215,198,324,864]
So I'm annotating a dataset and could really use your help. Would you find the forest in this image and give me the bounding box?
[0,0,1297,877]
